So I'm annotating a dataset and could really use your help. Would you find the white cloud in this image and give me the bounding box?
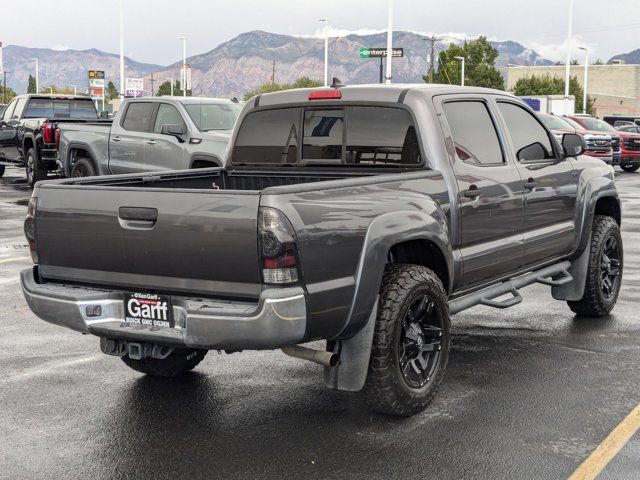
[51,44,70,51]
[528,37,595,62]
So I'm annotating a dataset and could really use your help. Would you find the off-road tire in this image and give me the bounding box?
[0,165,5,177]
[567,215,623,317]
[26,148,46,187]
[121,348,208,377]
[362,264,450,417]
[71,157,96,177]
[620,164,640,173]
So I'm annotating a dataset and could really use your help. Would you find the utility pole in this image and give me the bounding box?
[385,0,393,84]
[119,0,124,100]
[149,73,155,96]
[179,36,187,97]
[424,36,441,83]
[2,71,7,104]
[563,0,574,113]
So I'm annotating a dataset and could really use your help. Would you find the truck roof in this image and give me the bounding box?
[251,83,512,107]
[14,94,93,100]
[124,96,239,105]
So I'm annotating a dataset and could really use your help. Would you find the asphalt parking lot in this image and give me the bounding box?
[1,165,639,480]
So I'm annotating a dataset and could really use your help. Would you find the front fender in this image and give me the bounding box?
[572,164,619,258]
[335,208,452,339]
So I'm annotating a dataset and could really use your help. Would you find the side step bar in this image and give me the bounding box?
[449,261,573,315]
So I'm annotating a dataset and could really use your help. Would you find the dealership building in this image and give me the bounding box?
[507,64,640,118]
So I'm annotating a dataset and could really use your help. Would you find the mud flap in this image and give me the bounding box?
[552,235,591,301]
[323,297,378,392]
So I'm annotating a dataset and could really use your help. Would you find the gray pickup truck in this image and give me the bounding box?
[56,96,242,177]
[21,83,623,416]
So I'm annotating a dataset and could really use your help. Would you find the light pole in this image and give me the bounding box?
[563,0,574,113]
[454,56,465,86]
[119,0,124,100]
[319,18,328,87]
[166,78,174,96]
[179,37,187,97]
[3,71,8,104]
[578,46,589,114]
[385,0,394,84]
[70,84,77,95]
[30,58,39,93]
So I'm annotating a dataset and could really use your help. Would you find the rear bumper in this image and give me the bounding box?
[21,268,307,350]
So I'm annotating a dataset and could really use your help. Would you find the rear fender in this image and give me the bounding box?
[335,208,452,340]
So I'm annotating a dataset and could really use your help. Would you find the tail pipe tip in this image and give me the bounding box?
[281,345,340,368]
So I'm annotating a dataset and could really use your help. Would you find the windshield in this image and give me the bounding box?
[576,117,616,132]
[184,103,242,131]
[540,115,575,131]
[562,117,586,131]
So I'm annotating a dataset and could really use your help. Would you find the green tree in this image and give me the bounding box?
[427,37,504,89]
[593,58,604,65]
[173,79,191,97]
[106,81,119,100]
[0,85,17,102]
[27,75,37,94]
[156,80,178,96]
[512,74,594,114]
[243,76,323,101]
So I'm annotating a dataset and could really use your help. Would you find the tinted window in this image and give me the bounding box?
[539,114,575,131]
[443,101,503,166]
[184,103,242,131]
[346,107,420,165]
[24,98,98,119]
[498,102,554,161]
[303,109,344,161]
[233,108,299,165]
[2,99,17,121]
[154,104,185,133]
[575,117,615,132]
[122,102,155,132]
[12,98,27,119]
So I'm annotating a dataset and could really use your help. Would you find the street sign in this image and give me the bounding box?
[179,64,192,91]
[125,77,144,97]
[359,47,404,58]
[88,70,105,101]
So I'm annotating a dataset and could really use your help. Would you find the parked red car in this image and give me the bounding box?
[568,115,640,172]
[538,114,613,164]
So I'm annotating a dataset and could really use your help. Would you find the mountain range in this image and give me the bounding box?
[0,30,633,99]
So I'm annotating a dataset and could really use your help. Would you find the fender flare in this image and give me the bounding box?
[189,154,222,168]
[573,179,619,258]
[335,209,453,340]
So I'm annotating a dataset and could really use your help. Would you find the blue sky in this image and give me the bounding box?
[2,0,639,64]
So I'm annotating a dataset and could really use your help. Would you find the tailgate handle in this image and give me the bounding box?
[118,207,158,229]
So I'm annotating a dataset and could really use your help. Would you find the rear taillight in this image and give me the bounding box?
[42,122,55,144]
[24,194,38,263]
[308,89,342,100]
[258,207,300,285]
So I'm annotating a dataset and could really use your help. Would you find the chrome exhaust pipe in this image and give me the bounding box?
[282,345,340,368]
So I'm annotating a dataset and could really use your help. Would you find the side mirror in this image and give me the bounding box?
[562,133,585,157]
[517,142,548,161]
[160,124,186,143]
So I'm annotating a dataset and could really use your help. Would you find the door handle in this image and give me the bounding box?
[463,185,482,199]
[118,207,158,230]
[145,139,156,145]
[111,136,121,142]
[524,178,538,190]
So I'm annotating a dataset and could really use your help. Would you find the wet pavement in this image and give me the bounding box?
[1,165,639,479]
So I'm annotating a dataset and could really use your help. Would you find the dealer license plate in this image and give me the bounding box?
[123,292,174,328]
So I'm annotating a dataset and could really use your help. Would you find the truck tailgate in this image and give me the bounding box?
[34,185,262,298]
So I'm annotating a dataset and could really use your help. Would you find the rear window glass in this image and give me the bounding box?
[23,98,98,119]
[232,106,421,167]
[122,102,155,132]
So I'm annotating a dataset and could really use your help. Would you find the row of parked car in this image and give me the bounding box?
[0,94,242,186]
[538,112,640,172]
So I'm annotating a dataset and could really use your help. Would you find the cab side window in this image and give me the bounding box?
[2,99,17,121]
[11,98,27,120]
[498,102,554,162]
[443,100,504,166]
[154,104,186,133]
[122,102,154,132]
